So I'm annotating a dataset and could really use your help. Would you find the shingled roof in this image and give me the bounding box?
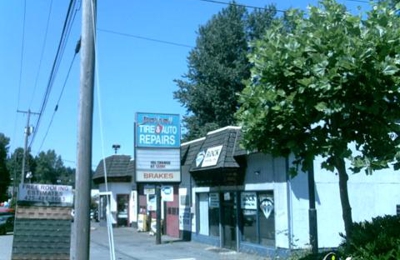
[93,155,134,184]
[181,137,205,167]
[181,126,246,186]
[190,126,242,172]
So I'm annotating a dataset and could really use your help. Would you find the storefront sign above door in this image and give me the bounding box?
[195,145,223,168]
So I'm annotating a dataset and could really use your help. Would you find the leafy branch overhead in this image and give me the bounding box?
[235,0,400,239]
[237,0,400,173]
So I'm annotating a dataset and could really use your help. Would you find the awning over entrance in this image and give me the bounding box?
[184,126,246,186]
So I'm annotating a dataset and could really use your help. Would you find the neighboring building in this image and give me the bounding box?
[93,155,137,227]
[179,126,400,257]
[93,154,181,237]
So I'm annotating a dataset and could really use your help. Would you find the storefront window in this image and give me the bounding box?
[241,191,275,246]
[198,193,209,235]
[209,193,220,236]
[241,192,258,243]
[259,192,275,246]
[197,193,220,237]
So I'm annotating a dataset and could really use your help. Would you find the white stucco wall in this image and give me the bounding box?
[245,153,291,249]
[98,182,134,224]
[289,155,400,249]
[288,170,311,249]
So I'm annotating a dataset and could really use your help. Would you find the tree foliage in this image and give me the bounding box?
[0,133,11,202]
[236,0,400,239]
[174,2,278,140]
[35,150,68,184]
[6,147,75,187]
[7,147,35,185]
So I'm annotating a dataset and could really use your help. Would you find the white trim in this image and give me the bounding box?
[244,183,274,191]
[207,126,241,135]
[193,187,210,193]
[99,191,112,196]
[181,137,206,146]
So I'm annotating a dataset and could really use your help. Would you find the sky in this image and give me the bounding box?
[0,0,371,170]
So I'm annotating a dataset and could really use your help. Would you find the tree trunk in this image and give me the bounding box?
[335,157,353,240]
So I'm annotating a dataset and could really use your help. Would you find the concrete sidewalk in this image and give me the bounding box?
[86,223,269,260]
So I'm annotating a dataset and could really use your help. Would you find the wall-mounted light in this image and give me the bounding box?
[254,170,260,176]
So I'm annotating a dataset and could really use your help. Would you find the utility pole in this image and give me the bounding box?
[17,109,39,184]
[73,0,96,259]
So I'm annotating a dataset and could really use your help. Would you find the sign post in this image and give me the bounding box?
[156,185,162,245]
[134,112,181,244]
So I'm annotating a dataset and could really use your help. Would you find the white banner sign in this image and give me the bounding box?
[136,149,180,170]
[196,145,223,168]
[19,183,73,205]
[241,192,257,210]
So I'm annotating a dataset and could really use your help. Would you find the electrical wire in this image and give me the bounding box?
[17,0,27,111]
[198,0,372,12]
[199,0,286,13]
[36,39,80,153]
[346,0,369,3]
[11,0,27,155]
[97,28,194,49]
[30,0,54,109]
[89,0,116,258]
[29,0,77,149]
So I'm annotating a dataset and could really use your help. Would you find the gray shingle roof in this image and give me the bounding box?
[93,155,134,181]
[181,137,205,167]
[190,126,241,172]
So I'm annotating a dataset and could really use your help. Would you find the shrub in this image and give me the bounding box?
[340,215,400,259]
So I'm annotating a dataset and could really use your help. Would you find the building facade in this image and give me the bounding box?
[179,126,400,257]
[93,155,137,227]
[92,126,400,257]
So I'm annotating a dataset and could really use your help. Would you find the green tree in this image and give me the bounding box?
[7,147,36,185]
[0,133,11,202]
[236,0,400,240]
[58,166,75,187]
[174,2,278,140]
[35,150,65,184]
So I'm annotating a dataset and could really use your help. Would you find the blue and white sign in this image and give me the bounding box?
[136,113,180,148]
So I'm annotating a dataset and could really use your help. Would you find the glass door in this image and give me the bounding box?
[222,192,236,250]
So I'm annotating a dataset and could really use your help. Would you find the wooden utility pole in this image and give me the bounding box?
[17,109,39,184]
[73,0,96,259]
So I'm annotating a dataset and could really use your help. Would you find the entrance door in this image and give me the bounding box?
[222,192,236,250]
[117,194,129,227]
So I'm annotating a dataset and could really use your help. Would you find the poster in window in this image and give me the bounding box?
[259,194,274,219]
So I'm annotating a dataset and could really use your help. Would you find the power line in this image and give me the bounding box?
[97,28,194,48]
[37,38,81,153]
[29,0,78,148]
[346,0,370,3]
[199,0,372,12]
[17,0,27,111]
[199,0,286,13]
[11,0,27,155]
[30,0,54,108]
